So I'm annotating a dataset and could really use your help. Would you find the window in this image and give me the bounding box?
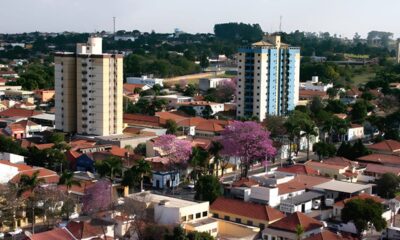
[259,223,265,229]
[202,211,208,217]
[188,214,193,220]
[235,218,241,223]
[224,216,230,221]
[247,220,253,226]
[212,213,219,218]
[181,216,187,222]
[196,213,201,219]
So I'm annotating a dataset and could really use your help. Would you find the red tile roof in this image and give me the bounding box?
[66,221,104,239]
[367,140,400,153]
[123,83,146,93]
[357,153,400,166]
[276,165,319,175]
[28,228,75,240]
[365,163,400,175]
[305,161,347,170]
[123,113,161,127]
[334,193,385,208]
[34,143,55,150]
[232,178,259,188]
[278,175,331,195]
[210,197,284,222]
[10,168,59,184]
[299,90,328,99]
[304,230,357,240]
[320,157,355,168]
[268,212,323,232]
[0,108,41,118]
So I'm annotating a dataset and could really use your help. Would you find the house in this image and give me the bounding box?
[4,120,42,139]
[199,78,231,91]
[303,230,357,240]
[145,156,180,189]
[357,153,400,167]
[262,212,324,240]
[123,83,151,95]
[367,139,400,154]
[342,88,361,104]
[210,197,284,230]
[346,123,364,141]
[126,191,217,237]
[126,75,164,87]
[298,90,328,105]
[332,193,390,234]
[300,76,333,92]
[304,161,358,182]
[34,89,55,103]
[358,163,400,182]
[143,94,192,108]
[312,180,373,202]
[279,190,324,214]
[176,101,225,116]
[0,108,41,118]
[0,160,59,184]
[26,227,76,240]
[275,164,319,176]
[0,152,25,164]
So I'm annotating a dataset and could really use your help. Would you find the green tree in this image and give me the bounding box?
[209,141,224,178]
[341,198,387,236]
[313,142,336,161]
[58,171,81,193]
[95,156,123,181]
[351,100,368,124]
[201,105,213,119]
[133,159,152,192]
[199,54,209,69]
[184,84,197,97]
[48,132,65,144]
[190,147,210,183]
[178,106,196,116]
[376,173,400,199]
[134,143,147,156]
[194,175,222,203]
[165,119,178,134]
[295,224,305,240]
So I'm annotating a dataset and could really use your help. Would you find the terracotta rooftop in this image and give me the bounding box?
[177,101,222,106]
[0,108,41,118]
[28,228,75,240]
[304,230,357,240]
[299,89,327,98]
[211,197,284,222]
[367,140,400,153]
[350,123,363,128]
[365,163,400,175]
[357,153,400,166]
[123,83,146,93]
[123,113,161,127]
[34,143,55,150]
[10,167,59,184]
[278,175,331,195]
[276,164,319,176]
[232,178,260,188]
[334,193,385,208]
[305,160,347,170]
[320,157,355,168]
[268,212,323,232]
[66,221,104,239]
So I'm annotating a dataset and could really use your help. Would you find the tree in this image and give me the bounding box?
[178,106,196,116]
[201,105,213,118]
[313,142,336,160]
[341,198,387,236]
[95,156,123,181]
[0,135,27,155]
[325,100,346,114]
[213,79,236,103]
[134,143,147,156]
[301,120,318,160]
[133,159,152,192]
[219,121,276,177]
[351,100,368,124]
[81,180,113,215]
[209,141,223,178]
[376,173,400,199]
[326,87,338,99]
[194,175,222,203]
[295,224,304,240]
[190,147,210,182]
[337,141,352,158]
[17,171,45,233]
[199,54,209,69]
[263,115,287,138]
[48,132,65,144]
[184,84,197,97]
[165,119,178,134]
[309,96,324,115]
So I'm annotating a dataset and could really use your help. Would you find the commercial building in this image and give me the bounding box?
[55,37,123,136]
[126,75,164,87]
[236,35,300,121]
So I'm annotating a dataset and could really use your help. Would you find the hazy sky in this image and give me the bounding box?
[2,0,400,38]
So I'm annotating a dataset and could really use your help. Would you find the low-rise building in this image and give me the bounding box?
[346,123,364,141]
[34,89,55,103]
[176,101,225,116]
[199,78,231,91]
[126,75,164,87]
[300,76,333,92]
[210,197,284,229]
[262,212,324,240]
[367,139,400,154]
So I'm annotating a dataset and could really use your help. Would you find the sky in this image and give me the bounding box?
[1,0,400,38]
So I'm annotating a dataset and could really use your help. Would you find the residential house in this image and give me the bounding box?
[357,153,400,167]
[358,163,400,182]
[262,212,324,240]
[346,123,364,141]
[0,108,41,118]
[34,89,55,103]
[199,78,231,91]
[303,230,357,240]
[300,76,333,92]
[176,101,225,116]
[0,160,59,184]
[126,75,164,87]
[5,120,42,139]
[304,161,358,182]
[210,197,284,230]
[275,164,319,177]
[367,139,400,154]
[298,90,328,105]
[145,156,180,189]
[126,192,218,237]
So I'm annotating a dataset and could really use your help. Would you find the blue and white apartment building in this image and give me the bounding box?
[236,35,300,121]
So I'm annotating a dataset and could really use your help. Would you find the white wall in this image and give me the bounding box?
[0,163,19,183]
[0,152,25,164]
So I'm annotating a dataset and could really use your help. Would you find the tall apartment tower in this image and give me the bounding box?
[236,35,300,121]
[396,39,400,64]
[55,37,123,136]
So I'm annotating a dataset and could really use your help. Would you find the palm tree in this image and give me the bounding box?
[295,224,305,240]
[95,156,123,181]
[301,121,318,160]
[58,171,81,193]
[17,171,45,234]
[132,159,152,192]
[209,141,223,178]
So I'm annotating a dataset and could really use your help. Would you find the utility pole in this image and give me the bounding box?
[113,17,116,35]
[279,15,283,33]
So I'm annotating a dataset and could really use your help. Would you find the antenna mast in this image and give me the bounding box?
[279,15,282,33]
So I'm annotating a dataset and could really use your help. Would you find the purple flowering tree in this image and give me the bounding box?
[154,135,192,190]
[218,121,276,177]
[215,78,236,102]
[82,179,112,214]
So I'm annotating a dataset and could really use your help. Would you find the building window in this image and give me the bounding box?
[247,220,253,226]
[224,216,230,221]
[181,216,187,222]
[202,211,208,217]
[259,223,265,229]
[188,214,193,220]
[235,218,241,223]
[196,213,201,219]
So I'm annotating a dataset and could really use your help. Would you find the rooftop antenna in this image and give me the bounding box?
[279,15,283,33]
[113,17,116,35]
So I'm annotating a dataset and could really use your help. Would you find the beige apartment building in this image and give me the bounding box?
[55,37,123,136]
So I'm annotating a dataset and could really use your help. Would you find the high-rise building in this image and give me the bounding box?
[236,35,300,121]
[55,37,123,136]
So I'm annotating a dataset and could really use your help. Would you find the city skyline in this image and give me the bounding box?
[2,0,400,38]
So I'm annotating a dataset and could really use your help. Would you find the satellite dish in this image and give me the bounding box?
[24,231,32,237]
